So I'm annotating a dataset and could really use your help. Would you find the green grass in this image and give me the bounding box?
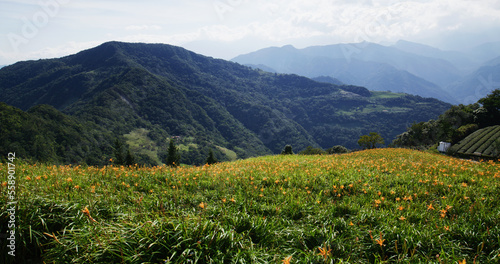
[370,91,405,99]
[1,149,500,263]
[124,128,161,164]
[216,146,238,161]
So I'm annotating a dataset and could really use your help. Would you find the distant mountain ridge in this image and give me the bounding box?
[445,56,500,104]
[0,41,451,164]
[232,40,500,104]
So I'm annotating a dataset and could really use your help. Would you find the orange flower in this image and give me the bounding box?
[282,256,292,264]
[199,202,207,209]
[427,203,435,210]
[318,245,332,260]
[82,206,97,223]
[375,233,385,247]
[82,206,90,215]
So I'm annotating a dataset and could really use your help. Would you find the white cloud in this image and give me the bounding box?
[125,25,162,31]
[1,0,500,64]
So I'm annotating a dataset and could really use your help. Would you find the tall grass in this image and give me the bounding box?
[1,149,500,263]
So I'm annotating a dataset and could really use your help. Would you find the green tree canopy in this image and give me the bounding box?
[281,145,294,155]
[299,146,326,155]
[166,139,180,167]
[477,89,500,127]
[327,145,349,154]
[206,148,218,165]
[358,132,385,150]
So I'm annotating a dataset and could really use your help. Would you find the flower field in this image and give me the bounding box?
[1,148,500,263]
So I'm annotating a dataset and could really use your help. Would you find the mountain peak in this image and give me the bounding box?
[281,44,297,50]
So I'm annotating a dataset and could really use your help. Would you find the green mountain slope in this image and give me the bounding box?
[0,42,451,164]
[0,102,115,164]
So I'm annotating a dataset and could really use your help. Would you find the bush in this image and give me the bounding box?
[327,145,349,154]
[281,145,294,155]
[299,146,326,155]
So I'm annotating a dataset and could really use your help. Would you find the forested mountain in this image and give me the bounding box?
[0,41,450,165]
[0,103,115,164]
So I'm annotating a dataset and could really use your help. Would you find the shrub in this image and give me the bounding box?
[327,145,349,154]
[281,145,294,155]
[299,146,326,155]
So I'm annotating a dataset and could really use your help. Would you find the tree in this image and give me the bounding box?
[358,132,385,150]
[206,148,218,165]
[125,148,135,166]
[166,139,180,167]
[281,145,293,155]
[477,89,500,127]
[327,145,349,154]
[299,146,325,155]
[113,139,126,165]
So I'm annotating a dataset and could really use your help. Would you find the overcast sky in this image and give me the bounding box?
[1,0,500,65]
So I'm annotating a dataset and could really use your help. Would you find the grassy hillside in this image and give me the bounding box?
[2,149,499,263]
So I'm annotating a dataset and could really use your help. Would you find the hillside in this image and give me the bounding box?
[393,89,500,154]
[449,125,500,158]
[2,149,499,263]
[0,103,116,164]
[0,41,451,164]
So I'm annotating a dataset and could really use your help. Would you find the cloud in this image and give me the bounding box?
[125,25,162,31]
[2,0,500,64]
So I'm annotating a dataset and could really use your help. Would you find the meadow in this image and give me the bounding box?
[1,148,500,263]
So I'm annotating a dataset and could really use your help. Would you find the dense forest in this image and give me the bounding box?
[0,103,114,165]
[0,41,452,165]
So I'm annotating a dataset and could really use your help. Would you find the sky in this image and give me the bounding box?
[1,0,500,65]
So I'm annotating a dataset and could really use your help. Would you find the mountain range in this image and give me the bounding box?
[232,40,500,104]
[0,41,451,165]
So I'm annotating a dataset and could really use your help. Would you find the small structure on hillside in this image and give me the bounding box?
[437,142,451,153]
